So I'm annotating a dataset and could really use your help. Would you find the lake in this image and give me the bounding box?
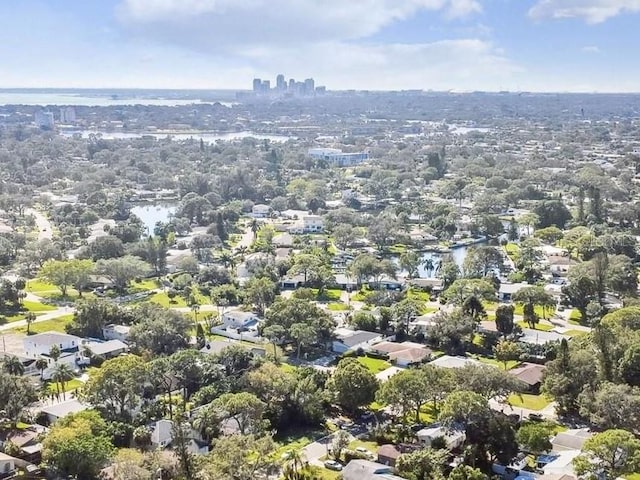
[131,204,176,235]
[60,130,293,143]
[393,240,488,279]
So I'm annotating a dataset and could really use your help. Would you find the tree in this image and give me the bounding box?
[2,355,24,376]
[437,255,459,289]
[331,430,350,460]
[377,368,430,421]
[68,258,95,297]
[516,422,553,456]
[25,311,35,334]
[51,363,74,400]
[453,364,523,400]
[573,430,640,479]
[619,343,640,387]
[578,382,640,432]
[328,357,378,413]
[442,279,496,305]
[427,309,477,355]
[391,298,423,332]
[49,344,61,362]
[462,246,503,278]
[495,305,515,337]
[533,199,571,229]
[448,465,488,480]
[80,354,148,421]
[262,324,285,360]
[290,322,316,359]
[0,370,37,424]
[400,250,422,279]
[397,448,448,480]
[200,434,278,480]
[42,410,114,480]
[67,298,133,338]
[244,276,277,315]
[39,259,76,297]
[212,392,268,435]
[96,255,150,293]
[89,235,125,260]
[512,286,556,322]
[35,357,48,379]
[494,340,521,370]
[264,298,335,348]
[461,295,487,321]
[128,304,192,355]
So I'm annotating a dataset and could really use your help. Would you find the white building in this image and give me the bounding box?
[221,310,261,330]
[0,452,16,477]
[251,204,271,218]
[102,324,131,342]
[332,328,382,353]
[308,148,369,167]
[416,425,465,449]
[303,215,324,232]
[59,106,76,123]
[24,332,80,359]
[34,110,54,128]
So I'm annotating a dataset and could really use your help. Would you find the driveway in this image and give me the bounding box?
[302,431,354,467]
[25,208,53,241]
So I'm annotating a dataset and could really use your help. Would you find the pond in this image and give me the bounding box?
[131,204,177,235]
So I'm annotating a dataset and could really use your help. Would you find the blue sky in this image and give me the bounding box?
[1,0,639,91]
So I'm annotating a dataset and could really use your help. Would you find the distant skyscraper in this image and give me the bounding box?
[276,74,286,92]
[261,80,271,93]
[34,110,54,128]
[289,78,295,91]
[304,78,315,95]
[59,106,76,123]
[253,78,262,92]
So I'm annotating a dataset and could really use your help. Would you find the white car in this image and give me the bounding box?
[324,460,343,471]
[355,447,374,458]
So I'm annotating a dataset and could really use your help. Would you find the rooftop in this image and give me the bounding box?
[336,329,381,348]
[41,399,87,419]
[24,331,80,346]
[428,355,482,369]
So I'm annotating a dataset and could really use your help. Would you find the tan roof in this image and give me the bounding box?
[509,363,546,386]
[388,348,431,363]
[377,444,401,459]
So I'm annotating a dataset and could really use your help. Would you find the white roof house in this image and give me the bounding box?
[428,355,482,369]
[102,324,131,342]
[416,425,465,449]
[332,328,382,354]
[41,399,87,423]
[24,332,81,358]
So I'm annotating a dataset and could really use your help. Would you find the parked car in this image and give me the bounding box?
[324,460,343,471]
[355,447,374,458]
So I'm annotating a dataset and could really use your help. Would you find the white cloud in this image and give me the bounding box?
[117,0,482,50]
[582,45,601,53]
[529,0,640,23]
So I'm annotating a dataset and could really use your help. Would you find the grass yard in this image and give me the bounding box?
[516,321,553,332]
[146,291,188,307]
[10,314,74,334]
[568,309,584,325]
[279,363,297,373]
[315,289,342,301]
[357,356,391,374]
[26,279,59,293]
[513,304,553,318]
[407,289,431,301]
[46,378,84,394]
[417,404,438,424]
[508,393,551,411]
[306,466,340,480]
[131,278,161,291]
[477,356,520,370]
[22,300,56,312]
[347,439,379,455]
[563,329,587,337]
[274,430,326,459]
[504,243,520,258]
[327,302,349,311]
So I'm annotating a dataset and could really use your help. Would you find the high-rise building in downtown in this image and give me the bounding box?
[261,80,271,93]
[304,78,315,95]
[289,78,295,91]
[34,110,54,128]
[276,74,286,92]
[59,106,76,123]
[253,78,262,92]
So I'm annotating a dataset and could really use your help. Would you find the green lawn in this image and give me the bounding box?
[568,309,584,325]
[407,289,431,301]
[274,430,326,459]
[26,279,59,293]
[563,329,587,337]
[306,466,340,480]
[516,321,554,332]
[327,302,349,311]
[46,378,84,394]
[513,304,553,318]
[357,356,391,374]
[279,363,298,373]
[131,278,161,291]
[508,393,551,411]
[477,356,520,370]
[146,291,188,307]
[315,289,342,301]
[9,314,74,334]
[347,439,379,455]
[417,404,438,424]
[22,300,56,312]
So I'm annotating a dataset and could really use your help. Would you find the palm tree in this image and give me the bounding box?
[191,303,201,324]
[219,252,235,269]
[49,345,61,363]
[51,363,74,401]
[282,449,308,480]
[35,358,48,380]
[2,355,24,376]
[250,219,259,239]
[25,312,36,335]
[422,257,435,277]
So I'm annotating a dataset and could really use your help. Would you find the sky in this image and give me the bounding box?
[0,0,639,92]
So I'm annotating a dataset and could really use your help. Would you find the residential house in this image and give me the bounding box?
[40,399,87,424]
[498,283,528,302]
[368,276,404,291]
[23,332,80,359]
[371,342,432,367]
[220,310,261,335]
[79,339,128,363]
[280,273,306,290]
[428,355,482,369]
[519,328,569,346]
[377,445,402,467]
[508,363,546,393]
[150,420,173,449]
[332,328,382,354]
[23,331,82,380]
[288,215,324,234]
[551,429,592,452]
[1,426,44,462]
[416,425,465,450]
[0,452,16,477]
[341,459,406,480]
[251,204,271,218]
[102,324,131,342]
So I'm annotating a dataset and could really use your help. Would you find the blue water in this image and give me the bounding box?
[131,204,176,235]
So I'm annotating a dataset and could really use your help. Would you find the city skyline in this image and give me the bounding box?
[1,1,640,92]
